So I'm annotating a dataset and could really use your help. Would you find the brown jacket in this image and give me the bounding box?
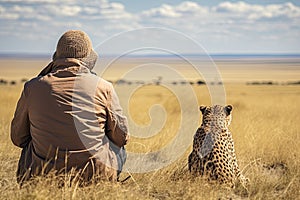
[11,58,129,183]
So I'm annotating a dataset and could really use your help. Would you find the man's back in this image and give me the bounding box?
[26,64,108,160]
[11,30,128,184]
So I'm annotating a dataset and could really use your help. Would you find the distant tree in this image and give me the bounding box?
[196,80,205,85]
[0,79,8,85]
[116,79,127,85]
[21,78,28,83]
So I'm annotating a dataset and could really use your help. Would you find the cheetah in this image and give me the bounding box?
[188,105,249,188]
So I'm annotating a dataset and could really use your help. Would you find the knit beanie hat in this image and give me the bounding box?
[53,30,98,70]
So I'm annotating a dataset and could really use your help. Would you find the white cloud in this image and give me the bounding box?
[257,2,300,19]
[141,1,208,18]
[136,1,300,53]
[0,5,19,19]
[213,1,300,21]
[11,5,36,19]
[12,5,34,13]
[110,2,124,10]
[176,1,208,14]
[43,4,79,17]
[141,4,181,18]
[83,7,98,15]
[0,0,134,20]
[213,1,263,13]
[0,12,19,20]
[0,1,299,53]
[0,0,76,3]
[0,0,136,47]
[98,2,133,20]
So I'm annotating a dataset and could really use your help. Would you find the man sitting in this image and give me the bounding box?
[11,30,129,185]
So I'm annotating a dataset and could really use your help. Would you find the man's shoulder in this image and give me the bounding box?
[20,76,45,97]
[24,76,47,88]
[97,78,113,90]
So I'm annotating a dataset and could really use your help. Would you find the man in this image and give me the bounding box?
[11,30,129,184]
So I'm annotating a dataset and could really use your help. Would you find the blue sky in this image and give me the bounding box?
[0,0,299,54]
[116,0,300,12]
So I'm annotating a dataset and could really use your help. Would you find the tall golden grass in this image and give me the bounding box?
[0,58,299,199]
[0,82,299,199]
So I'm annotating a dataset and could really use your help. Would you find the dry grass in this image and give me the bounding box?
[0,58,300,199]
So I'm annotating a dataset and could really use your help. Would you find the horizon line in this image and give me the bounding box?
[1,52,300,59]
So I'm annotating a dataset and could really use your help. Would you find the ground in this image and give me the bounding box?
[0,58,299,199]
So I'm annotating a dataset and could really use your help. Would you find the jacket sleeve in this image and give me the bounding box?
[11,84,31,148]
[105,85,129,148]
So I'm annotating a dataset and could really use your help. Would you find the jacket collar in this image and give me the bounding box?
[38,58,93,77]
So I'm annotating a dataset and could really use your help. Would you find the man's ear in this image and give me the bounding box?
[225,105,233,115]
[199,106,206,114]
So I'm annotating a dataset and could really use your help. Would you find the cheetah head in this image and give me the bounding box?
[199,105,233,128]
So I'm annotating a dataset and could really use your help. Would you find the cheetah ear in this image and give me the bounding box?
[225,105,233,115]
[199,105,206,114]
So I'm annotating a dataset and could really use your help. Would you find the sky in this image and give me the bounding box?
[0,0,300,54]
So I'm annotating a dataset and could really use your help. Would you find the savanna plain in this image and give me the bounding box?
[0,57,299,199]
